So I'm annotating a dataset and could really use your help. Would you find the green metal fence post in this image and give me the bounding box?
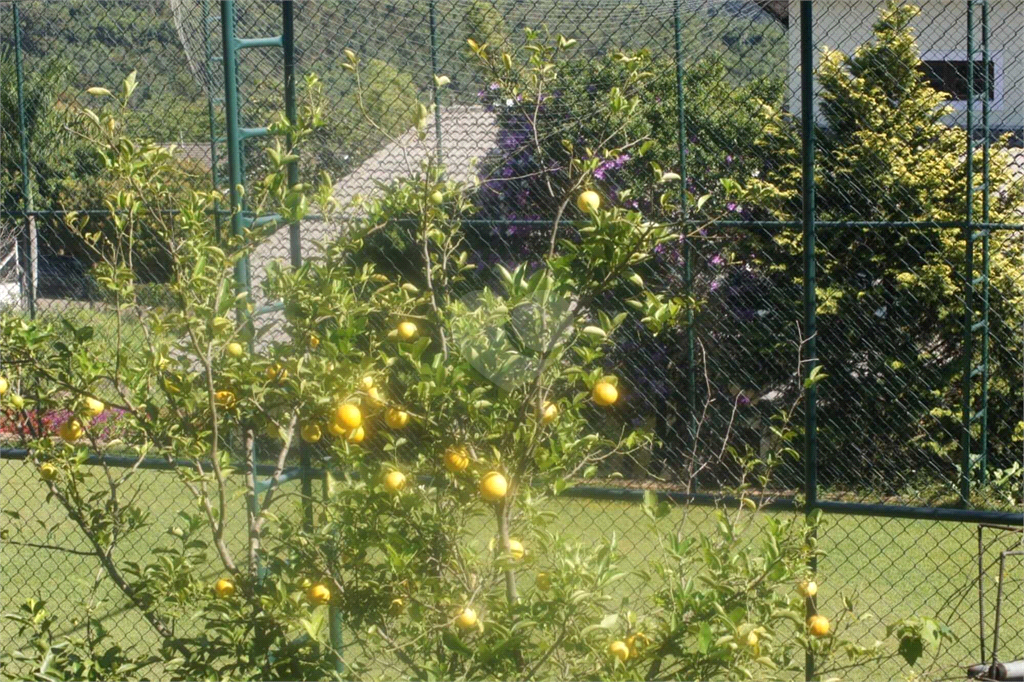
[960,0,994,501]
[281,0,315,534]
[12,1,37,319]
[673,0,697,480]
[799,3,818,680]
[960,0,975,506]
[978,0,991,485]
[200,0,224,241]
[429,0,443,165]
[324,472,344,673]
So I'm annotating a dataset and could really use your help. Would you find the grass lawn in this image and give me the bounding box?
[1,458,1020,681]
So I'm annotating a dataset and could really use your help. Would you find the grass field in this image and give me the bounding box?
[1,457,1021,681]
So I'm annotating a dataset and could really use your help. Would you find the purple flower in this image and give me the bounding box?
[488,82,500,90]
[737,393,751,406]
[593,154,631,181]
[725,155,734,165]
[710,254,725,267]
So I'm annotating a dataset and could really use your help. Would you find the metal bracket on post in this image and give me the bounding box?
[799,3,819,681]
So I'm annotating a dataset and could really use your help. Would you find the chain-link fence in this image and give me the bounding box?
[2,1,1022,680]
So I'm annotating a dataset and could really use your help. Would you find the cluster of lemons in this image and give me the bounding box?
[214,576,332,607]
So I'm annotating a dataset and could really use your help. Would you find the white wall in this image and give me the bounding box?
[787,0,1024,133]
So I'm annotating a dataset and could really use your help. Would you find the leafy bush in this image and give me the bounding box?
[748,1,1024,490]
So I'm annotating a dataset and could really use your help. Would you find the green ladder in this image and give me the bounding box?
[960,0,991,503]
[206,1,342,671]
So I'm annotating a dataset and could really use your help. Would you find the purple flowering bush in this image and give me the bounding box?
[463,44,794,485]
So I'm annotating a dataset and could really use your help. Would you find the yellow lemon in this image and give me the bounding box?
[577,190,601,214]
[455,607,477,630]
[346,425,365,443]
[300,423,322,443]
[608,640,629,662]
[385,408,409,430]
[214,390,237,409]
[508,539,524,560]
[361,375,375,390]
[0,376,8,395]
[266,363,288,381]
[214,578,235,598]
[225,342,244,358]
[592,381,618,407]
[366,386,385,407]
[429,190,444,205]
[541,401,558,424]
[39,462,58,481]
[536,572,551,591]
[808,615,830,637]
[83,396,105,416]
[308,334,320,349]
[798,580,818,598]
[335,403,362,430]
[389,598,406,615]
[308,583,331,605]
[384,470,407,494]
[626,632,648,657]
[10,393,25,409]
[746,631,759,647]
[326,420,347,438]
[444,446,470,473]
[397,321,418,341]
[479,471,508,502]
[58,418,84,443]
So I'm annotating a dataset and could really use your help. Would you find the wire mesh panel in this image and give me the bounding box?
[0,0,1022,680]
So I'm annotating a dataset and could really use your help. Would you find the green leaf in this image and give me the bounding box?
[442,631,473,657]
[898,636,923,666]
[697,622,713,653]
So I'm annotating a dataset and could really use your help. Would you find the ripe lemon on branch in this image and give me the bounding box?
[808,615,830,637]
[396,321,418,341]
[385,408,410,430]
[455,607,478,630]
[384,470,407,494]
[608,640,629,662]
[58,418,84,443]
[479,471,507,502]
[83,396,105,416]
[444,446,470,473]
[592,380,618,407]
[335,403,362,430]
[577,190,601,214]
[214,578,235,598]
[308,583,331,605]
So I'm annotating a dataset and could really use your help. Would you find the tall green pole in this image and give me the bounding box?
[200,0,224,241]
[977,0,990,484]
[12,1,36,319]
[673,0,697,481]
[429,0,443,165]
[324,472,344,673]
[281,0,315,534]
[960,0,976,505]
[799,3,818,680]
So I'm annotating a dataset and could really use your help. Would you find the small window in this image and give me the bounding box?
[920,59,995,101]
